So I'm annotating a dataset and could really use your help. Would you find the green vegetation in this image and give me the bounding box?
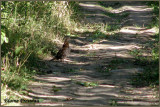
[85,52,97,57]
[98,58,128,73]
[109,99,118,106]
[76,81,99,87]
[146,1,159,28]
[1,1,81,106]
[66,68,78,73]
[130,2,159,87]
[52,86,62,92]
[71,79,99,87]
[130,43,159,87]
[83,30,108,43]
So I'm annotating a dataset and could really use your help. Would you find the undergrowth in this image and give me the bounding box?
[127,1,159,88]
[130,35,159,87]
[130,28,159,88]
[1,1,81,106]
[146,1,159,28]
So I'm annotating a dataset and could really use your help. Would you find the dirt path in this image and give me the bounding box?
[27,1,158,106]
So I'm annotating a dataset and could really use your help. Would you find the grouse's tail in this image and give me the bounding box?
[49,57,57,61]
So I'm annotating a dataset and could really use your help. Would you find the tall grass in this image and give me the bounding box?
[1,1,80,105]
[146,1,159,28]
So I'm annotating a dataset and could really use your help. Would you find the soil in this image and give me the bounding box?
[26,1,158,106]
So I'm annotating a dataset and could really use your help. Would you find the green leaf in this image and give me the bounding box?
[1,29,9,44]
[39,99,44,103]
[4,36,8,43]
[15,46,24,55]
[1,31,5,44]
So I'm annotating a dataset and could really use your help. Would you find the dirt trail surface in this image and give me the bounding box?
[27,1,158,106]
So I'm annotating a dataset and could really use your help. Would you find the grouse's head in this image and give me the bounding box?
[64,36,70,42]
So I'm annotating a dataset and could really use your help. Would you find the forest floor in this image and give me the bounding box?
[26,1,158,106]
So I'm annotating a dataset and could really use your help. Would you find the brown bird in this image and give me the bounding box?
[53,36,70,61]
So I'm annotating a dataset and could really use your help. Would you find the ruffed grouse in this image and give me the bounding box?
[54,36,70,61]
